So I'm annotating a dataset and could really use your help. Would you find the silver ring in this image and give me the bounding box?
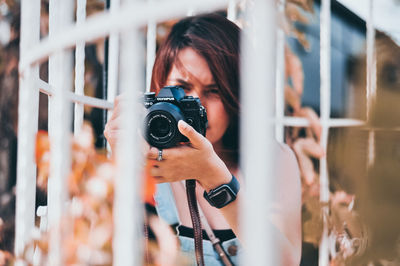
[157,149,163,161]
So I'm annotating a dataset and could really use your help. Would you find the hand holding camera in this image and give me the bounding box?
[104,86,231,189]
[143,86,208,149]
[105,86,207,150]
[143,86,230,189]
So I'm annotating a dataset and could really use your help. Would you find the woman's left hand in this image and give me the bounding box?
[146,120,231,191]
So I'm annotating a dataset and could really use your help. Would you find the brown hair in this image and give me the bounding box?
[150,13,240,158]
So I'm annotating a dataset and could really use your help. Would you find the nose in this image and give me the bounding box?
[185,89,207,108]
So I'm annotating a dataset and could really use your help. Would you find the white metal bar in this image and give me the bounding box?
[74,0,87,135]
[319,0,331,265]
[227,0,237,22]
[241,0,277,265]
[36,206,48,232]
[320,0,331,125]
[146,0,157,92]
[69,92,113,110]
[19,0,230,72]
[40,75,365,127]
[275,0,286,143]
[112,2,145,265]
[279,117,364,128]
[15,0,40,263]
[107,0,121,103]
[319,125,330,266]
[366,0,376,167]
[37,79,114,110]
[366,0,376,121]
[325,118,364,127]
[47,0,74,265]
[186,7,196,16]
[368,131,375,167]
[106,0,121,153]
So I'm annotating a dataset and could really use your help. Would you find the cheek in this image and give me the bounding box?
[205,101,230,142]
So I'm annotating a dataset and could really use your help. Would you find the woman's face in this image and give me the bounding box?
[165,47,229,148]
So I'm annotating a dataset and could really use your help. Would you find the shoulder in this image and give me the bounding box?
[275,142,301,208]
[273,141,302,263]
[277,142,296,159]
[276,142,300,177]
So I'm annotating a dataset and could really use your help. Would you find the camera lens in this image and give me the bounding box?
[144,102,185,148]
[149,116,171,138]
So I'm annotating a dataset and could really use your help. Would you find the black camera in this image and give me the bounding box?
[143,86,208,149]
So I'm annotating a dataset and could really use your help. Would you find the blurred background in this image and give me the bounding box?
[0,0,399,265]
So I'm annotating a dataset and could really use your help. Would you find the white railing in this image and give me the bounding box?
[318,0,332,264]
[74,0,87,136]
[366,0,377,168]
[240,0,278,264]
[15,0,40,263]
[15,0,376,265]
[47,1,74,265]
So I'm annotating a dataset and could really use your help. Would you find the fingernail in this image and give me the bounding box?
[179,120,188,129]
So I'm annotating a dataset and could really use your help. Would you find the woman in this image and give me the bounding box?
[105,13,301,265]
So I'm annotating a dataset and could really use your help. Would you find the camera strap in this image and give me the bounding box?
[184,180,234,266]
[186,179,204,266]
[198,207,234,266]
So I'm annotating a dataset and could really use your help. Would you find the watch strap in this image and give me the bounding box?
[203,174,240,208]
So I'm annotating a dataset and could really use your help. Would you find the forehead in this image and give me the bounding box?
[167,47,214,84]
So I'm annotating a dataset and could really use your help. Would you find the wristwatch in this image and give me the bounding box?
[203,175,240,209]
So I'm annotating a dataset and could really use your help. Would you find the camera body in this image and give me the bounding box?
[143,86,208,149]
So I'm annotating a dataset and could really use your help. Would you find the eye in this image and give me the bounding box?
[205,88,220,98]
[180,85,191,92]
[174,82,187,89]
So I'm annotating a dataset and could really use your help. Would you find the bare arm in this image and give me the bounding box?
[148,122,302,265]
[269,143,302,265]
[106,103,302,264]
[220,144,301,265]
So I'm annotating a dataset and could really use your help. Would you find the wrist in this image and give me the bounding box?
[198,153,232,191]
[203,174,240,209]
[200,169,232,192]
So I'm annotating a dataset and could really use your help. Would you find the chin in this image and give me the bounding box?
[206,129,224,145]
[206,134,216,144]
[209,137,224,148]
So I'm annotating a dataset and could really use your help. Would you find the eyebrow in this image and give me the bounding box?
[173,79,218,89]
[205,84,218,89]
[174,79,192,87]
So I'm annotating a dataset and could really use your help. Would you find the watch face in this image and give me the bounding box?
[209,186,234,207]
[204,175,240,208]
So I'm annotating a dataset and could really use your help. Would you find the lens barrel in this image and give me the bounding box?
[144,102,185,148]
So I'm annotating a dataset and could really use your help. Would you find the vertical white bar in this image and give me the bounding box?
[366,0,376,121]
[275,0,286,143]
[320,0,331,124]
[113,2,144,266]
[106,0,120,153]
[227,0,237,22]
[366,0,376,167]
[107,0,121,104]
[319,0,331,265]
[15,0,40,264]
[319,127,330,266]
[187,8,196,16]
[240,0,277,265]
[187,0,198,17]
[48,0,74,265]
[146,0,157,93]
[74,0,87,135]
[367,131,375,167]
